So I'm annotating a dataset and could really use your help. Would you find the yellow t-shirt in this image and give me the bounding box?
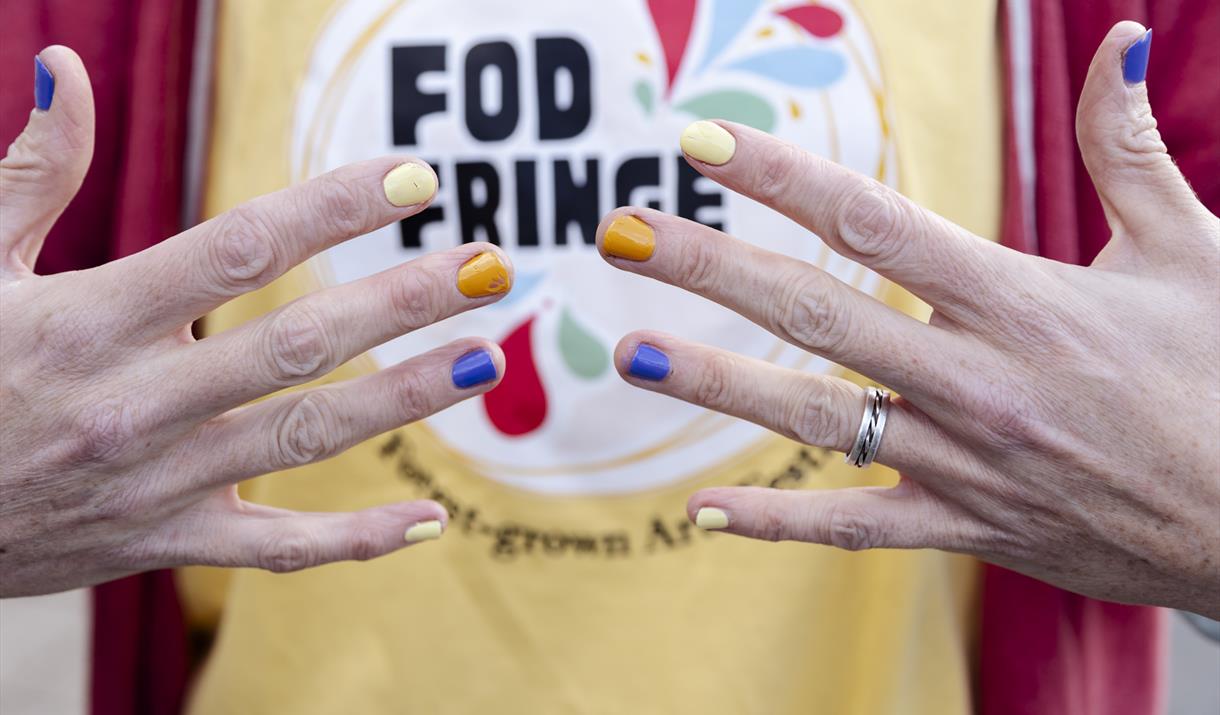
[182,1,1002,712]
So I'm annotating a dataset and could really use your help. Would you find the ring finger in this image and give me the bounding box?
[185,338,503,489]
[160,242,511,423]
[614,331,964,480]
[596,207,973,405]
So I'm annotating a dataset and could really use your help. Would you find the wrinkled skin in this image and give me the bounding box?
[0,46,511,596]
[597,23,1220,618]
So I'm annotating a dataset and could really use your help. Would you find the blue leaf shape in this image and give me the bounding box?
[494,270,545,308]
[697,0,764,73]
[727,47,847,89]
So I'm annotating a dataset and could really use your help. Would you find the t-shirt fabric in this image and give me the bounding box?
[179,1,1003,713]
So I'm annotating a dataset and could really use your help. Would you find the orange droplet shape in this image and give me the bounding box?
[484,315,547,436]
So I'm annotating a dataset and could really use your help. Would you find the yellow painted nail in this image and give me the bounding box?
[680,120,736,165]
[383,163,436,207]
[695,507,729,530]
[404,520,443,543]
[603,215,655,261]
[457,252,511,297]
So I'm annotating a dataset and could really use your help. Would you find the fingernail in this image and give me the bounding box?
[452,349,497,388]
[603,215,655,261]
[680,120,736,165]
[628,344,670,381]
[456,252,511,297]
[404,520,444,543]
[695,507,729,530]
[34,56,54,111]
[1122,29,1152,85]
[383,162,436,206]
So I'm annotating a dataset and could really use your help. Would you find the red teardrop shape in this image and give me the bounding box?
[776,5,844,38]
[483,315,548,436]
[647,0,698,97]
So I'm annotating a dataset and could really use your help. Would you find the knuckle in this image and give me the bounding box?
[751,142,804,204]
[310,174,372,239]
[784,384,839,447]
[33,310,103,367]
[838,183,906,260]
[265,304,334,382]
[757,506,792,543]
[1115,98,1169,165]
[823,503,882,551]
[691,354,735,411]
[256,530,321,573]
[272,392,342,468]
[348,527,383,562]
[971,384,1042,448]
[675,234,723,295]
[210,205,277,290]
[388,268,444,330]
[395,369,438,421]
[65,401,138,465]
[773,274,849,354]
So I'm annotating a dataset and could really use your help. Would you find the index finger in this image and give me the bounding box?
[101,157,437,338]
[679,120,1019,318]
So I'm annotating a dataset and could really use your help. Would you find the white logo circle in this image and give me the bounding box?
[292,0,895,494]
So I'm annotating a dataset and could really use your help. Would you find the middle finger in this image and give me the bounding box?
[596,207,970,400]
[160,242,510,422]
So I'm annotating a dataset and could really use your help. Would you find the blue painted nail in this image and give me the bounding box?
[34,55,54,111]
[628,344,670,381]
[452,350,497,388]
[1122,29,1152,85]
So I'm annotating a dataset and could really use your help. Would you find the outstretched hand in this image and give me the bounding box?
[597,23,1220,617]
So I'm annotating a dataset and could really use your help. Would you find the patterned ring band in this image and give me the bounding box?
[845,387,891,468]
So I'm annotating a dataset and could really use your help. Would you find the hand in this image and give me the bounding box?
[596,23,1220,617]
[0,47,513,597]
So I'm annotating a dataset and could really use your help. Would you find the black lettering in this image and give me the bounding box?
[493,527,520,559]
[391,45,447,146]
[521,528,540,554]
[455,162,502,245]
[677,156,723,231]
[464,41,520,142]
[535,37,592,140]
[514,160,539,246]
[615,156,662,210]
[603,533,631,557]
[645,517,675,551]
[553,158,599,245]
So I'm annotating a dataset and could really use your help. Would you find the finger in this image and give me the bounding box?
[597,208,971,401]
[675,120,1020,317]
[103,157,440,337]
[187,339,503,488]
[686,479,977,551]
[1076,23,1216,249]
[0,46,95,273]
[166,243,511,421]
[614,331,958,478]
[191,497,449,573]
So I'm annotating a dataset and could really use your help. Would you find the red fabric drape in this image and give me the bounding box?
[988,1,1220,713]
[0,2,198,714]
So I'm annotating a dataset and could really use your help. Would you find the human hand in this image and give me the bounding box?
[596,23,1220,617]
[0,47,512,597]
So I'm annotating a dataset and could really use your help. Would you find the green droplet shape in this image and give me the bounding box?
[634,79,654,115]
[558,307,610,380]
[675,89,776,132]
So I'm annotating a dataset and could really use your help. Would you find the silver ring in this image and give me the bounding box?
[845,387,891,468]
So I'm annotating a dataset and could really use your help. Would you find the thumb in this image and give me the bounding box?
[1076,23,1211,251]
[0,45,95,274]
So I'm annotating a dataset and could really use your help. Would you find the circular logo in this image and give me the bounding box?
[292,0,894,494]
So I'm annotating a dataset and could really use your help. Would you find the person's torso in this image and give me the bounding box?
[182,1,1002,712]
